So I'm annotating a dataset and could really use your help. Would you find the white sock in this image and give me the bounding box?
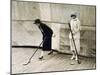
[75,55,78,60]
[40,51,44,57]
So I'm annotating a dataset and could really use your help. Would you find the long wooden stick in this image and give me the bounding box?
[23,40,44,65]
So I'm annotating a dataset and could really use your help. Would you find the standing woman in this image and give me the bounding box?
[69,14,81,60]
[34,19,53,59]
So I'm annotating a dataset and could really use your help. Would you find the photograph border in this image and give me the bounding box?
[10,0,96,74]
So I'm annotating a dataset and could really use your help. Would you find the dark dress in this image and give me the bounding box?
[39,23,53,51]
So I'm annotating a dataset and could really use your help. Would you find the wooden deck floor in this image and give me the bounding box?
[12,48,96,74]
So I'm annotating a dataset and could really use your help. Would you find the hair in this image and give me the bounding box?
[70,14,76,17]
[34,19,41,24]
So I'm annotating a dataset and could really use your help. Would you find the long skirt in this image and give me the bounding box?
[42,36,52,51]
[69,32,80,53]
[70,39,80,53]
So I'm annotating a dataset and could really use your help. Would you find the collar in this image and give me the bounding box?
[72,18,78,21]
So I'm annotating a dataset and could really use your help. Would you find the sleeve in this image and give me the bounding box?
[73,20,81,33]
[39,26,46,36]
[70,20,76,34]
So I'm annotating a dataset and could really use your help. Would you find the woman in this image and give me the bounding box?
[34,19,53,59]
[69,14,81,60]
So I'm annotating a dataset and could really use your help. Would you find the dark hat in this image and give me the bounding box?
[70,14,76,17]
[34,19,41,24]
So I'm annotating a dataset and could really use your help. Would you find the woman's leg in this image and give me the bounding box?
[46,36,53,55]
[70,39,76,60]
[75,39,80,60]
[39,36,46,59]
[39,50,44,59]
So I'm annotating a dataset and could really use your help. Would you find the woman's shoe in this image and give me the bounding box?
[39,56,43,59]
[48,51,53,55]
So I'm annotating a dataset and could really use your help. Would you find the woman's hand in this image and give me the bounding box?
[52,33,56,37]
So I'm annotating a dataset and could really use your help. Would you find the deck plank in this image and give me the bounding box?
[12,48,96,74]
